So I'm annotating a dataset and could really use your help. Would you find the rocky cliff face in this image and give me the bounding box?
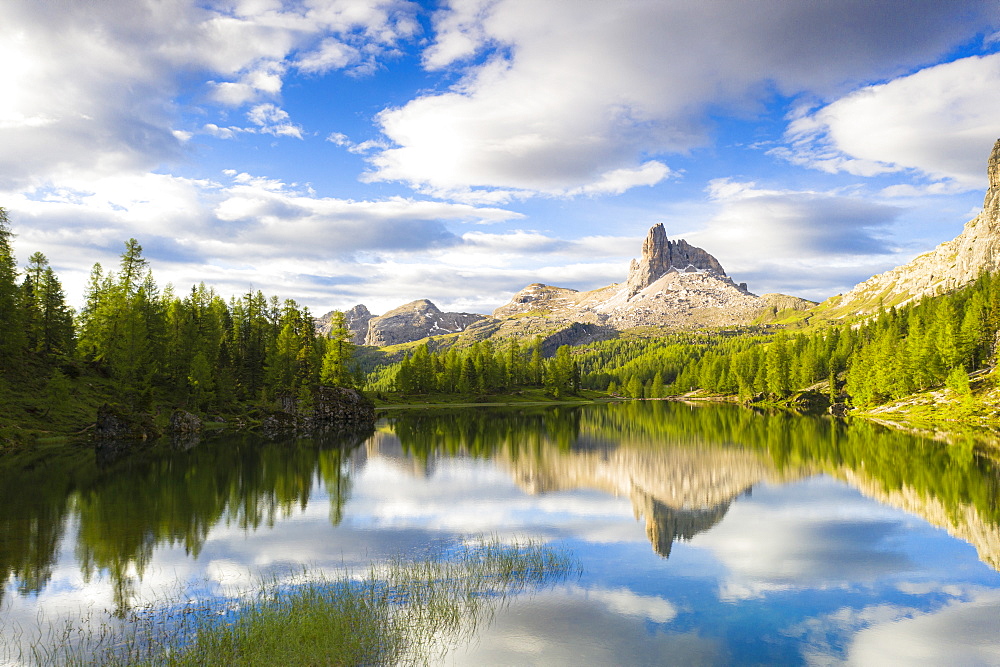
[315,304,373,345]
[818,138,1000,318]
[364,299,485,347]
[625,223,727,297]
[343,304,373,345]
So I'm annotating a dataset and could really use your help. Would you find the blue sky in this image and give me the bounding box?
[3,0,1000,316]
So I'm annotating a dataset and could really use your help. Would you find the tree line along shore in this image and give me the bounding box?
[4,206,1000,451]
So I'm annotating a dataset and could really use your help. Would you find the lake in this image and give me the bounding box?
[2,401,1000,665]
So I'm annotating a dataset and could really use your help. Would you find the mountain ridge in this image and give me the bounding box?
[811,138,1000,320]
[318,223,814,348]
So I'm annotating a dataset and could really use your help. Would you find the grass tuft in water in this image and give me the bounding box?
[22,536,575,666]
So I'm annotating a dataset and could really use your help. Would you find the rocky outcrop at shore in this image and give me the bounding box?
[94,404,159,441]
[263,386,376,434]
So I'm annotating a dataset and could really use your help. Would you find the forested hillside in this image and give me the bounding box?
[366,338,582,399]
[0,208,357,447]
[659,271,999,407]
[367,273,1000,415]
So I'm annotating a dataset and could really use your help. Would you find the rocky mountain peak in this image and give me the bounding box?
[343,304,373,345]
[625,223,726,297]
[345,304,371,319]
[381,298,439,317]
[364,299,485,347]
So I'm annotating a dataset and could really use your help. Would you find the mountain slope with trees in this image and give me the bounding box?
[0,208,363,449]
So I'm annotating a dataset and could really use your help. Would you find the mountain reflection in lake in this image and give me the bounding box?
[2,401,1000,665]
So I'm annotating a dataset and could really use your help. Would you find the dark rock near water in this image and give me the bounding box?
[828,402,849,417]
[169,410,202,435]
[168,410,203,449]
[787,390,831,412]
[94,403,159,441]
[262,387,376,434]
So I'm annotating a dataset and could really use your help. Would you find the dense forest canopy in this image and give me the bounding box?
[0,208,356,421]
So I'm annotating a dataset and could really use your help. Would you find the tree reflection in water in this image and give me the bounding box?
[1,401,999,614]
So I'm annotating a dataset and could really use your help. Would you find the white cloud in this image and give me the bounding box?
[210,62,287,105]
[325,132,389,154]
[2,169,530,310]
[567,161,675,197]
[421,0,493,70]
[685,180,905,298]
[0,0,419,189]
[366,0,997,199]
[295,37,361,73]
[203,123,245,139]
[847,591,1000,666]
[777,53,1000,190]
[246,103,303,138]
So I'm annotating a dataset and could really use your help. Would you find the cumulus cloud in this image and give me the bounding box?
[295,38,362,74]
[246,103,303,138]
[847,591,1000,665]
[2,169,529,313]
[701,179,900,256]
[684,180,905,299]
[365,0,997,199]
[776,53,1000,190]
[0,0,418,188]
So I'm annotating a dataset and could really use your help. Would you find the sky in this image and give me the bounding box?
[4,0,1000,316]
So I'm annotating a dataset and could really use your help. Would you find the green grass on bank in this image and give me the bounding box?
[20,537,576,667]
[0,357,114,450]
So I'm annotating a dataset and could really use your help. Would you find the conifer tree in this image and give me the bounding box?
[320,311,356,388]
[37,267,74,356]
[0,207,25,369]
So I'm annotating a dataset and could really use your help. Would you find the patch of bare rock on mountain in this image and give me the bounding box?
[316,300,485,347]
[364,299,485,346]
[818,138,1000,318]
[316,304,373,345]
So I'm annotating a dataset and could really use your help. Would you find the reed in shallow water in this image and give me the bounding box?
[18,536,576,666]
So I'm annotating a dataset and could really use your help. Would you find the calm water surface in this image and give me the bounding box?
[2,401,1000,665]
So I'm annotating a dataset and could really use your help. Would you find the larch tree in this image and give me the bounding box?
[320,310,355,388]
[0,207,26,369]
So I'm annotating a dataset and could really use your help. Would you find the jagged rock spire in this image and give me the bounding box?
[988,137,1000,191]
[625,223,726,296]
